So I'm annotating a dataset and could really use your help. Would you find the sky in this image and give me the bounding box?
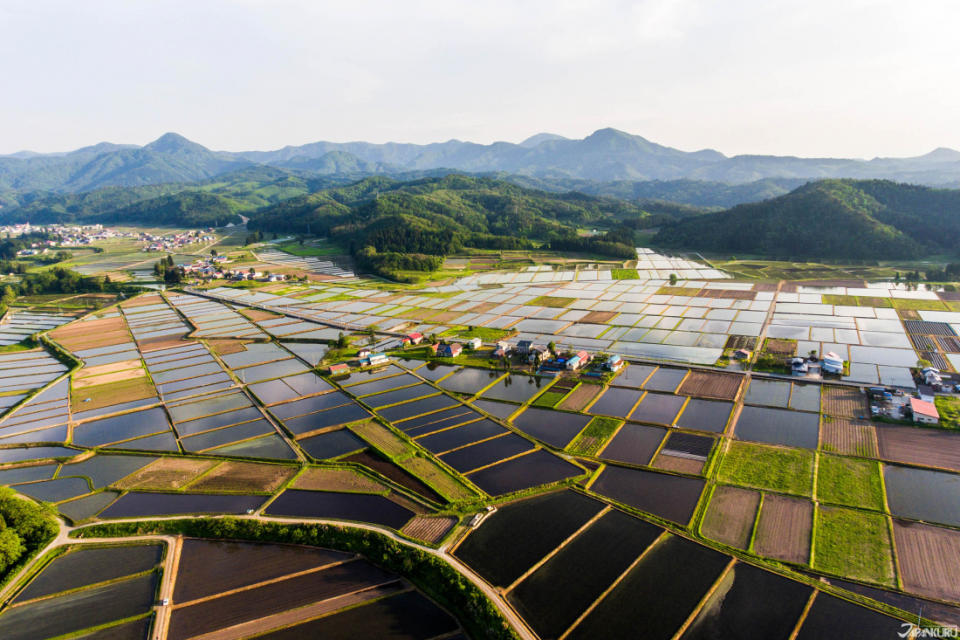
[2,0,959,158]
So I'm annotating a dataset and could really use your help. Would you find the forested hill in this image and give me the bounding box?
[653,179,960,259]
[246,174,651,258]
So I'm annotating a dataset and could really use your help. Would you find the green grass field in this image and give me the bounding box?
[442,326,512,342]
[716,442,815,496]
[611,268,640,280]
[276,240,346,257]
[532,390,565,408]
[527,295,575,308]
[816,455,884,510]
[813,506,895,586]
[934,396,960,430]
[567,416,621,456]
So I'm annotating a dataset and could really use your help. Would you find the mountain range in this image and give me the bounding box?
[4,129,960,196]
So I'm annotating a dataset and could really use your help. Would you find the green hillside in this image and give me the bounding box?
[101,191,243,226]
[654,179,960,259]
[247,174,647,257]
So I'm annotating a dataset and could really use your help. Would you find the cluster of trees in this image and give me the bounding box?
[0,232,52,261]
[547,235,636,259]
[32,250,73,265]
[153,255,183,284]
[354,246,443,280]
[0,487,59,580]
[78,518,517,640]
[0,260,29,275]
[912,263,960,282]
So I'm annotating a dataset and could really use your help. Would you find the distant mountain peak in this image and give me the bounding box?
[144,132,208,154]
[519,132,568,148]
[920,147,960,161]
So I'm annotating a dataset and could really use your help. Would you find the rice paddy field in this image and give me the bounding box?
[1,248,960,638]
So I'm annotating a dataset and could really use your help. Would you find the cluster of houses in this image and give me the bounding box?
[9,223,130,254]
[141,229,215,252]
[181,256,287,282]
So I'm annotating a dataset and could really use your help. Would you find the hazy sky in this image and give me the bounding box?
[2,0,959,157]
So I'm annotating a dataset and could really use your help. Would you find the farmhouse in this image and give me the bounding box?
[466,337,482,350]
[821,352,844,374]
[605,354,623,371]
[516,340,533,355]
[357,348,371,359]
[406,332,424,345]
[438,343,463,357]
[566,350,590,371]
[528,344,549,364]
[360,352,388,367]
[910,397,940,425]
[328,363,349,375]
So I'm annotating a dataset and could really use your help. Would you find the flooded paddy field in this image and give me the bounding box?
[510,406,591,449]
[265,489,414,529]
[439,433,535,473]
[507,510,663,639]
[453,490,606,587]
[569,535,730,640]
[600,423,666,466]
[465,449,583,495]
[99,491,266,518]
[734,406,820,449]
[0,574,159,640]
[884,465,960,527]
[591,465,704,525]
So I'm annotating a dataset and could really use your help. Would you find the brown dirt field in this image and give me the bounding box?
[678,371,743,401]
[206,339,250,356]
[71,376,157,412]
[72,367,146,389]
[557,384,602,411]
[139,336,192,352]
[581,311,617,324]
[114,458,216,490]
[898,308,921,320]
[190,461,297,493]
[753,494,813,564]
[765,339,797,356]
[428,311,466,323]
[292,468,385,494]
[237,308,281,322]
[822,386,868,419]
[651,453,704,475]
[701,486,761,549]
[821,417,878,457]
[877,425,960,472]
[122,295,164,308]
[401,516,457,543]
[893,520,960,602]
[698,289,757,300]
[59,333,132,352]
[467,302,498,313]
[399,308,442,322]
[74,359,143,380]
